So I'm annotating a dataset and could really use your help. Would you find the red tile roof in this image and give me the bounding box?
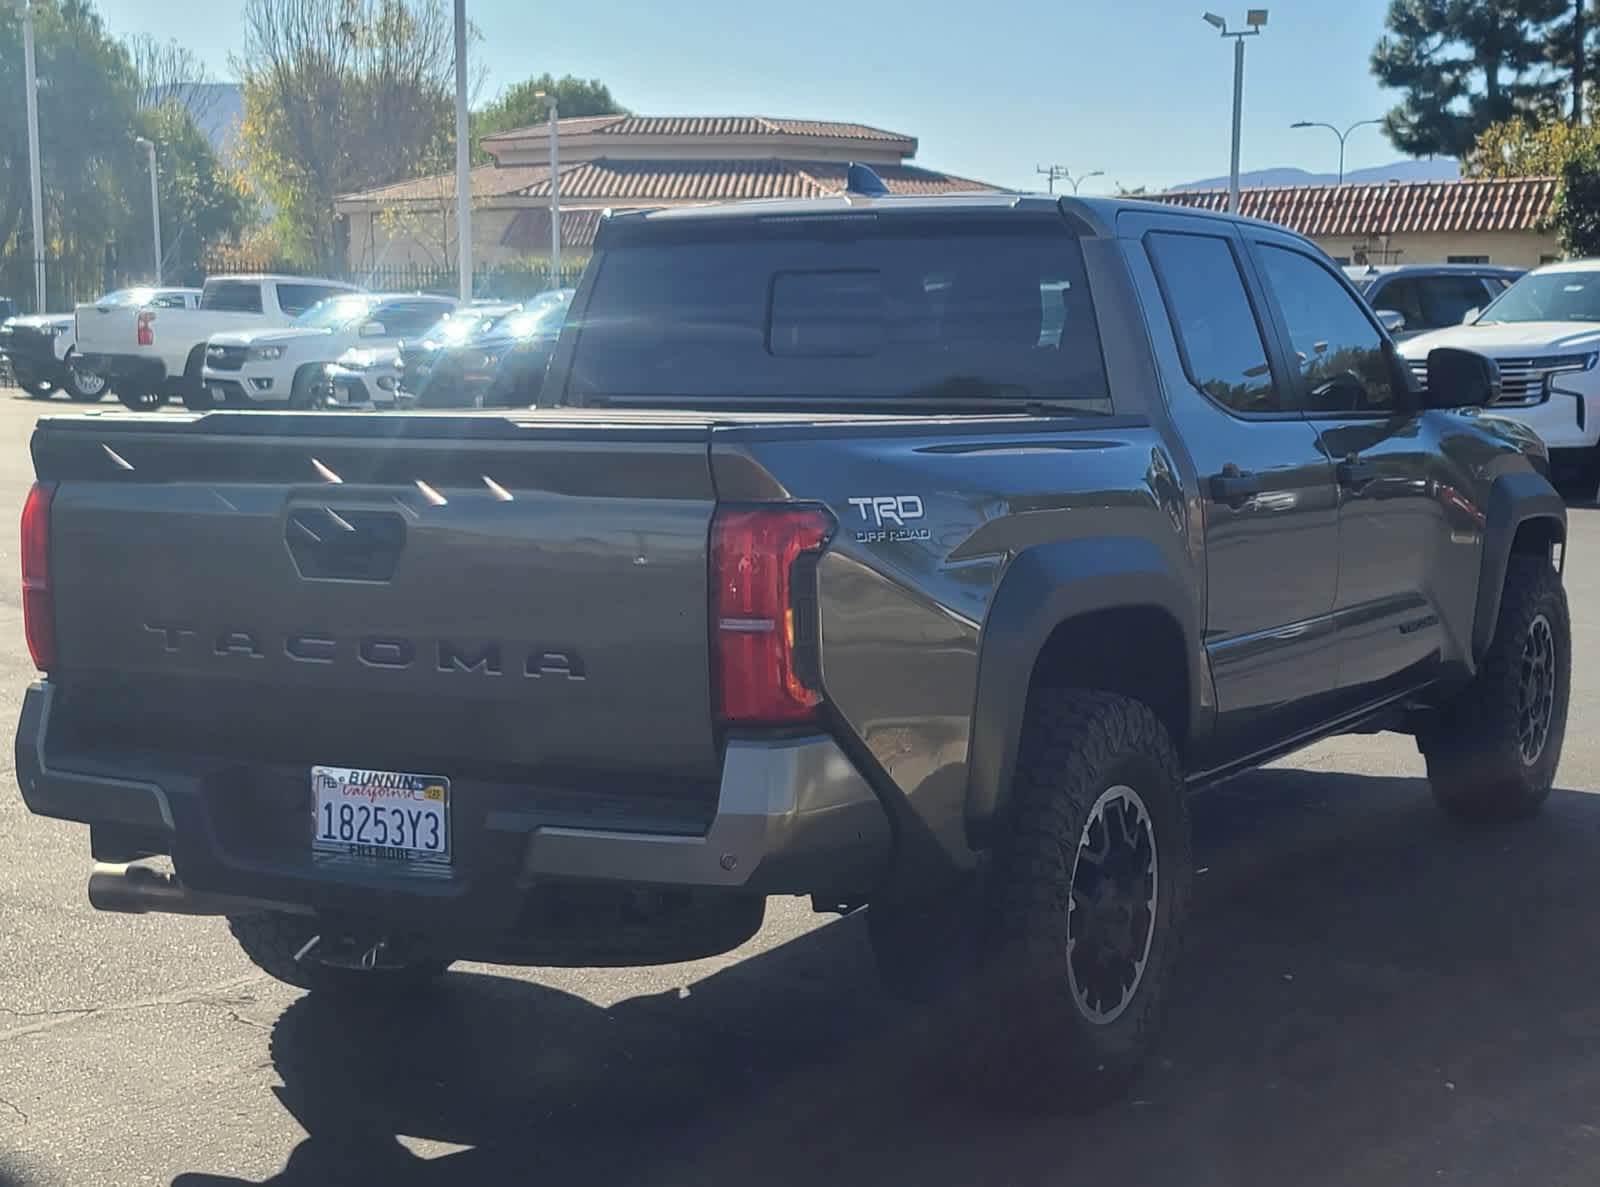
[1148,178,1557,236]
[342,158,999,209]
[480,114,911,146]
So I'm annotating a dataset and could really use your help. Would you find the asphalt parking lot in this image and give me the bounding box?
[2,392,1600,1186]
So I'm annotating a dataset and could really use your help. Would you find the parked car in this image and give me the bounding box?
[75,274,359,410]
[397,302,521,400]
[16,190,1569,1110]
[3,287,199,402]
[321,343,403,408]
[202,293,455,408]
[1397,259,1600,497]
[413,289,573,408]
[1345,263,1522,339]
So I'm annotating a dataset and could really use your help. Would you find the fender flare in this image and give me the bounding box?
[964,536,1202,845]
[1472,471,1566,660]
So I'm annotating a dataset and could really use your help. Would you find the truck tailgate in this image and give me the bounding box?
[73,301,140,359]
[35,412,722,795]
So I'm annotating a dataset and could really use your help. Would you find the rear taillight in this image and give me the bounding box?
[136,311,154,346]
[21,481,54,672]
[712,506,834,725]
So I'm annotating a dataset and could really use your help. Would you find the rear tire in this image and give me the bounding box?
[228,912,452,996]
[978,689,1191,1110]
[116,386,167,411]
[63,362,108,402]
[18,377,52,399]
[1420,554,1569,823]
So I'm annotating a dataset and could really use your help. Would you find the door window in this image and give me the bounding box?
[1146,231,1278,414]
[1257,244,1394,414]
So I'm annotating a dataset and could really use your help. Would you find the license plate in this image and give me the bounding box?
[311,766,450,870]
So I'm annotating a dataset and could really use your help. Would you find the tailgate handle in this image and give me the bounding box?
[286,508,406,582]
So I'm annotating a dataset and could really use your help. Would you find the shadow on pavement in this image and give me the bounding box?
[174,769,1600,1187]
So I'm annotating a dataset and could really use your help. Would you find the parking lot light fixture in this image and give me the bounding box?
[1291,118,1385,185]
[1203,10,1268,215]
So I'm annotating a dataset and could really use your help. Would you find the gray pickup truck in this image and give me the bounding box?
[14,190,1570,1106]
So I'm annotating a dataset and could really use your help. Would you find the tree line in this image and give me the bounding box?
[0,0,624,308]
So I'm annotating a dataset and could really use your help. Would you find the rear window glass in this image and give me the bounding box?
[278,283,353,317]
[201,281,263,313]
[562,220,1108,409]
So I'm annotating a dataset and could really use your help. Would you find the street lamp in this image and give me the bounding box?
[452,0,471,302]
[1203,9,1268,215]
[15,0,44,311]
[536,91,561,285]
[134,137,161,284]
[1036,165,1105,195]
[1067,169,1105,194]
[1290,118,1384,185]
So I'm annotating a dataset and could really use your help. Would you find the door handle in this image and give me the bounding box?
[1208,469,1261,507]
[1336,459,1379,487]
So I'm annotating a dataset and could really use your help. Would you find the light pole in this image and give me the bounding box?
[134,137,161,283]
[452,0,471,302]
[16,0,44,311]
[1066,170,1105,194]
[537,91,561,285]
[1203,10,1268,215]
[1290,118,1383,185]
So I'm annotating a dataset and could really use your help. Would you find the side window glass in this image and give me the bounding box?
[1257,244,1394,413]
[1146,231,1278,414]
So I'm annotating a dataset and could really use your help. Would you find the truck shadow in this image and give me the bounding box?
[174,769,1600,1187]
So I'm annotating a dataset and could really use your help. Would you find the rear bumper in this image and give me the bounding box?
[86,355,168,386]
[15,682,891,929]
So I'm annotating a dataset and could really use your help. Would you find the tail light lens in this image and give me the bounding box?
[21,482,54,672]
[712,506,833,725]
[136,311,155,346]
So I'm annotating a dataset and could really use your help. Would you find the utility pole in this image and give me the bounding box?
[452,0,471,302]
[18,0,45,311]
[1203,10,1269,214]
[1036,164,1069,194]
[135,137,162,283]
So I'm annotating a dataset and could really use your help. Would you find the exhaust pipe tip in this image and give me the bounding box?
[87,862,312,918]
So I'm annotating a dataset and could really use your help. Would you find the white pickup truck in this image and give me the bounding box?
[74,274,357,410]
[201,292,455,408]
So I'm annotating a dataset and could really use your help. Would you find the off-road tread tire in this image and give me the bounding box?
[228,912,451,996]
[1421,554,1569,823]
[980,689,1191,1110]
[18,378,52,399]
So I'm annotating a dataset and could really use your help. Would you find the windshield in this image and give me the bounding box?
[1478,271,1600,324]
[292,294,377,330]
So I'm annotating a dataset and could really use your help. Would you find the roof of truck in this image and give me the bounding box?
[603,191,1280,240]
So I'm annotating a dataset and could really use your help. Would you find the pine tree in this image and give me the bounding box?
[1372,0,1571,158]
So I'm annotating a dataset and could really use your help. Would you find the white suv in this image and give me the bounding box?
[201,293,455,407]
[1398,260,1600,496]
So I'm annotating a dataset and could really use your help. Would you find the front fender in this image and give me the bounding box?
[1473,470,1566,659]
[964,536,1204,844]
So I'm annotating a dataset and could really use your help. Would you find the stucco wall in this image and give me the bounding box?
[1310,229,1562,270]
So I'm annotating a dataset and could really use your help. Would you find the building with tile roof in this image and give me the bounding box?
[1147,178,1562,269]
[334,115,1000,271]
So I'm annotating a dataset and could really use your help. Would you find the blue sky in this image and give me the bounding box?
[97,0,1409,192]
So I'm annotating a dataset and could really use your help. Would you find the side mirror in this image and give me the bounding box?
[1375,308,1406,334]
[1461,306,1481,325]
[359,321,387,338]
[1425,346,1500,408]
